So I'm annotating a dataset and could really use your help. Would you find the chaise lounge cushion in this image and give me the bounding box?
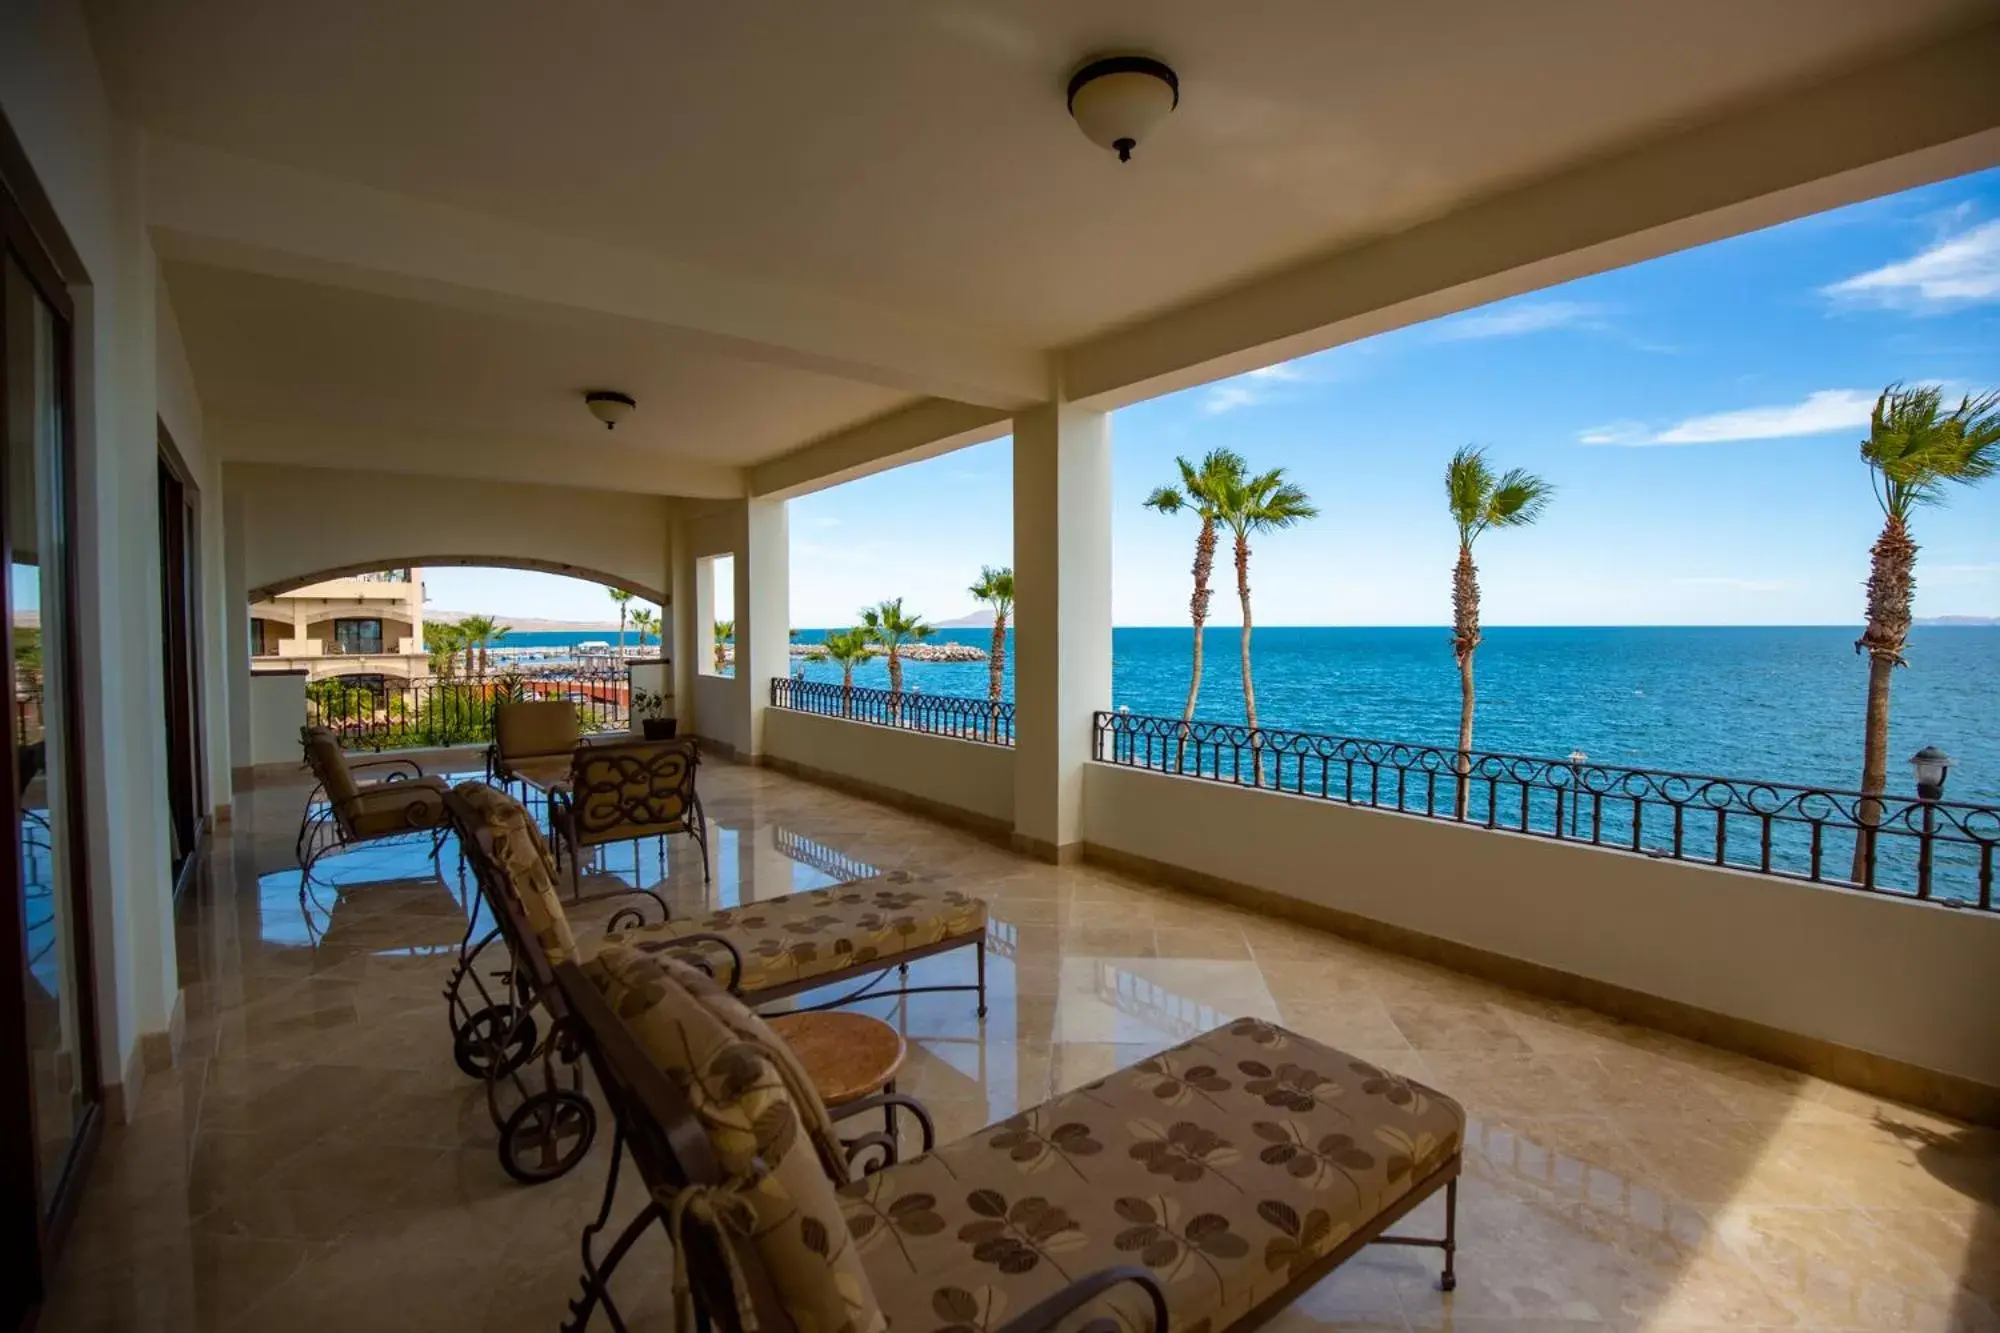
[451,781,579,962]
[604,876,987,995]
[838,1018,1464,1333]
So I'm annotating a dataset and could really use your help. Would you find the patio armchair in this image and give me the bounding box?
[487,698,585,789]
[296,725,451,882]
[548,944,1466,1333]
[549,736,711,891]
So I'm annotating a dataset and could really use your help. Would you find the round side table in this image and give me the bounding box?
[766,1010,907,1107]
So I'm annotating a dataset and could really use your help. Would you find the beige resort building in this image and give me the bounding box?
[248,568,429,682]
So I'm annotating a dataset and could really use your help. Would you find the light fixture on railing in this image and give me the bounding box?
[1067,55,1179,162]
[1910,745,1952,801]
[584,390,636,430]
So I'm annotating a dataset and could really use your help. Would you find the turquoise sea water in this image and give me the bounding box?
[504,626,1999,803]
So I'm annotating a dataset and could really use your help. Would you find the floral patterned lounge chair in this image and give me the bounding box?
[549,942,1466,1333]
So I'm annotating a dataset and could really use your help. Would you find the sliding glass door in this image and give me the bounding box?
[2,173,97,1326]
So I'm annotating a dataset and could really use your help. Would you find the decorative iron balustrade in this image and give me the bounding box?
[771,677,1014,745]
[304,669,630,752]
[1093,710,1999,912]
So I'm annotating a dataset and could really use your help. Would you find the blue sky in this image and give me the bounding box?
[433,165,2000,627]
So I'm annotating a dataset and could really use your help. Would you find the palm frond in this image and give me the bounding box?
[1487,468,1555,528]
[1444,445,1492,535]
[1864,383,2000,518]
[969,564,1014,608]
[1143,485,1185,514]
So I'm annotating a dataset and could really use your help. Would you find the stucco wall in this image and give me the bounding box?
[247,674,307,767]
[763,709,1015,829]
[2,0,197,1089]
[1082,763,2000,1088]
[224,459,675,603]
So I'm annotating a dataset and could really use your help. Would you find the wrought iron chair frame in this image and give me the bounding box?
[441,785,743,1185]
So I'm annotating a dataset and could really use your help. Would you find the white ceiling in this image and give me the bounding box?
[93,0,1990,343]
[165,262,911,464]
[86,0,1997,487]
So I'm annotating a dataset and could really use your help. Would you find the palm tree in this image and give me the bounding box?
[859,598,934,722]
[1210,462,1317,734]
[422,621,469,678]
[968,565,1014,708]
[630,607,658,648]
[1445,446,1555,818]
[607,587,633,658]
[713,619,734,673]
[819,627,873,717]
[1850,384,2000,878]
[1144,449,1242,722]
[456,614,502,676]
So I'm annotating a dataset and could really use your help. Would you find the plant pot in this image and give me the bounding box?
[641,718,678,740]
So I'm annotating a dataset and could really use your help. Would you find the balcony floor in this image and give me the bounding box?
[42,758,2000,1332]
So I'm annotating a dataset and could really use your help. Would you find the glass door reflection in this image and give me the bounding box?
[6,251,93,1218]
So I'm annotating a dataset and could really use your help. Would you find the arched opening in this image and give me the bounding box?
[246,561,669,755]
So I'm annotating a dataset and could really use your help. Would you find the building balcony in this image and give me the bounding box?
[37,753,2000,1330]
[251,643,430,680]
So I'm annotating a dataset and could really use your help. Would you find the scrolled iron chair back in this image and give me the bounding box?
[569,738,701,840]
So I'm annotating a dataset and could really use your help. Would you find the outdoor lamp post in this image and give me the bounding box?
[1910,745,1952,801]
[1567,750,1588,836]
[1909,745,1951,900]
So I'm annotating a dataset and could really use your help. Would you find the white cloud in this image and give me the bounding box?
[1579,389,1875,447]
[1671,576,1790,593]
[1201,361,1306,413]
[1435,300,1605,341]
[1925,562,2000,585]
[1824,217,2000,310]
[1577,420,1650,446]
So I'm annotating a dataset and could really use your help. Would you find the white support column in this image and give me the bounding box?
[739,496,789,758]
[1011,399,1111,862]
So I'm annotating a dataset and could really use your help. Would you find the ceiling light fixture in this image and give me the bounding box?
[1067,55,1178,162]
[584,390,636,430]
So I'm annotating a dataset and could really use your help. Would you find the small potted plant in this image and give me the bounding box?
[632,687,676,740]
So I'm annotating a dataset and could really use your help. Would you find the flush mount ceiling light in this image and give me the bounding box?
[1067,55,1178,162]
[584,390,636,430]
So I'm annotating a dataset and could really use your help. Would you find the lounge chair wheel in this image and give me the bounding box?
[1439,1273,1456,1293]
[452,1004,539,1080]
[500,1089,596,1184]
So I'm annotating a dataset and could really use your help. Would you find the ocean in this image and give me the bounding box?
[504,626,2000,803]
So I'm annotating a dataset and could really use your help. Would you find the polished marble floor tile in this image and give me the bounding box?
[38,755,2000,1332]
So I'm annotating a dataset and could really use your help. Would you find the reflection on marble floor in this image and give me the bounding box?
[40,758,2000,1332]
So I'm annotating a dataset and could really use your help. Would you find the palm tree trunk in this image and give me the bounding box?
[1452,543,1481,820]
[617,608,626,659]
[988,614,1006,703]
[1852,513,1915,880]
[888,649,903,725]
[1182,518,1216,721]
[841,664,853,719]
[988,612,1007,740]
[1235,531,1262,785]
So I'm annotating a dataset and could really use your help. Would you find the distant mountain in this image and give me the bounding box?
[1915,616,1999,626]
[935,610,992,628]
[429,609,621,632]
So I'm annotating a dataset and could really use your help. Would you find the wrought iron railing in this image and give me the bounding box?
[1093,710,1999,911]
[305,669,629,752]
[771,677,1014,745]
